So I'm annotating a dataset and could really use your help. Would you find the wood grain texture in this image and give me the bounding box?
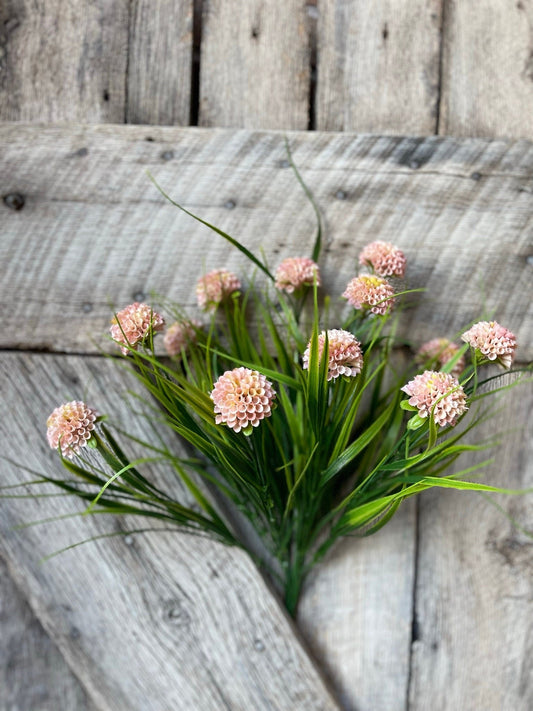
[299,503,416,711]
[0,353,339,711]
[199,0,310,129]
[0,1,129,122]
[0,556,98,711]
[409,376,533,711]
[1,125,532,359]
[127,0,193,125]
[316,0,442,133]
[440,0,533,139]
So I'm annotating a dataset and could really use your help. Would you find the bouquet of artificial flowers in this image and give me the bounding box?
[39,165,527,616]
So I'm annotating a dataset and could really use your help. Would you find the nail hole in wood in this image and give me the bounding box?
[3,192,25,211]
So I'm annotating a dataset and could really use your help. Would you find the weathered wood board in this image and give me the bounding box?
[410,376,533,711]
[440,0,533,139]
[316,0,442,134]
[0,353,339,711]
[0,556,97,711]
[199,0,310,129]
[0,1,130,122]
[126,0,193,126]
[1,125,532,358]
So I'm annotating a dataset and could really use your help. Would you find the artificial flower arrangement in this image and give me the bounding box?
[38,161,528,616]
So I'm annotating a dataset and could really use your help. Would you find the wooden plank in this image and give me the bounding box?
[1,126,532,359]
[0,353,339,711]
[127,0,193,125]
[0,1,129,122]
[409,376,533,710]
[316,0,442,133]
[298,503,416,711]
[440,0,533,139]
[199,0,310,129]
[0,556,97,711]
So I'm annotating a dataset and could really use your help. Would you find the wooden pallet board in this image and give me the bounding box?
[1,125,532,358]
[2,1,533,138]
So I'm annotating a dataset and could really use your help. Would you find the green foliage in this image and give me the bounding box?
[12,149,531,616]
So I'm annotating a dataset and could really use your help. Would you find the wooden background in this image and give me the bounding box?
[1,2,532,710]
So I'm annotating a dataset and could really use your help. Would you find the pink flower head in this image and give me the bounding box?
[401,371,468,427]
[46,401,98,458]
[196,269,241,312]
[274,257,321,294]
[359,241,406,278]
[164,319,201,357]
[210,367,276,434]
[416,338,466,378]
[110,303,165,355]
[461,321,517,369]
[302,329,363,381]
[342,275,395,315]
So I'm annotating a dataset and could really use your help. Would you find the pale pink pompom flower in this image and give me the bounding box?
[342,275,395,315]
[110,302,165,355]
[274,257,321,294]
[302,329,364,381]
[461,321,517,369]
[416,338,466,378]
[46,401,98,458]
[164,320,201,357]
[359,241,407,278]
[196,269,241,312]
[401,371,468,427]
[210,367,276,434]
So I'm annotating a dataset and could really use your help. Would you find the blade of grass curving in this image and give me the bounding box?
[148,173,274,281]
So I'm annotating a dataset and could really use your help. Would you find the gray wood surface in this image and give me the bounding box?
[316,0,442,134]
[3,0,533,140]
[199,0,310,129]
[410,376,533,711]
[0,1,129,122]
[127,0,193,125]
[440,0,533,139]
[1,124,532,710]
[0,353,339,711]
[299,502,416,711]
[0,556,97,711]
[1,125,532,359]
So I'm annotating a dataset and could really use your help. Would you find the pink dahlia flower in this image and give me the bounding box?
[401,371,468,427]
[47,401,98,458]
[274,257,321,293]
[342,275,395,315]
[110,302,165,355]
[164,320,201,357]
[359,241,406,278]
[461,321,517,369]
[303,329,363,381]
[417,338,466,378]
[210,367,276,434]
[196,269,241,312]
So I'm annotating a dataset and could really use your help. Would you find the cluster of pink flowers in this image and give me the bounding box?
[196,269,241,312]
[401,371,468,427]
[462,321,517,369]
[274,257,320,294]
[343,241,406,316]
[47,401,98,458]
[302,329,363,381]
[210,367,276,434]
[110,302,165,355]
[359,240,406,278]
[343,275,396,315]
[164,320,200,357]
[417,338,465,378]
